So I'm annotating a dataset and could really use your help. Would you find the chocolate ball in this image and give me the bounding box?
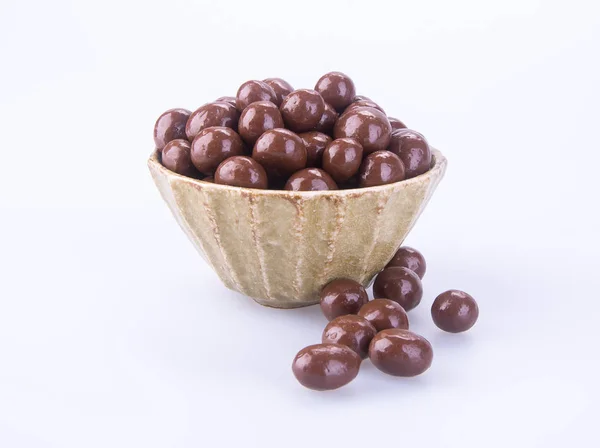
[161,139,197,177]
[191,126,245,175]
[369,329,433,377]
[431,290,479,333]
[263,78,294,106]
[314,71,356,111]
[388,117,407,131]
[186,102,240,141]
[359,150,405,187]
[292,343,361,391]
[373,267,423,311]
[352,95,371,102]
[314,102,338,134]
[322,138,363,183]
[386,246,426,279]
[299,131,332,167]
[344,99,385,115]
[320,278,369,321]
[153,108,191,150]
[322,315,377,359]
[238,101,284,145]
[285,168,338,191]
[214,156,268,189]
[357,299,409,332]
[334,107,392,153]
[280,89,325,132]
[236,80,278,111]
[387,129,432,179]
[252,129,307,180]
[215,96,237,108]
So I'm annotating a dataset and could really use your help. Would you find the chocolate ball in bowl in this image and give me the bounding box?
[320,278,369,321]
[161,139,197,177]
[334,107,392,153]
[236,80,278,111]
[387,129,432,179]
[322,138,363,184]
[252,128,307,180]
[280,89,325,132]
[314,102,338,134]
[186,102,240,141]
[322,315,377,359]
[154,108,191,150]
[263,78,294,106]
[373,267,423,311]
[386,246,426,279]
[299,131,332,167]
[191,126,245,175]
[238,101,284,145]
[215,96,237,108]
[359,150,405,187]
[315,71,356,111]
[285,168,338,191]
[344,99,385,115]
[388,117,407,131]
[214,156,268,189]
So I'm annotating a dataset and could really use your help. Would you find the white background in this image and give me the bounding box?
[1,0,599,447]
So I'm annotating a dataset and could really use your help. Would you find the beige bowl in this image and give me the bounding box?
[148,149,447,308]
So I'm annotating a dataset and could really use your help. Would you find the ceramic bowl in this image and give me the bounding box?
[148,149,447,308]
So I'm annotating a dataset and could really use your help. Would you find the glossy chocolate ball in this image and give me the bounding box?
[214,156,268,189]
[263,78,294,106]
[215,96,237,108]
[320,278,369,321]
[299,131,332,167]
[386,246,426,279]
[292,343,361,391]
[387,129,432,179]
[315,71,356,111]
[334,107,391,153]
[322,315,377,359]
[359,150,405,187]
[161,139,197,177]
[280,89,325,132]
[191,126,245,174]
[285,168,338,191]
[186,102,240,141]
[252,129,307,180]
[238,101,284,145]
[388,117,407,131]
[315,102,338,133]
[369,329,433,377]
[154,108,191,150]
[373,267,423,311]
[357,299,409,332]
[431,290,479,333]
[344,99,385,115]
[322,138,363,183]
[236,80,278,111]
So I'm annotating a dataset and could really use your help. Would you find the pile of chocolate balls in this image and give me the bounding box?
[153,72,432,190]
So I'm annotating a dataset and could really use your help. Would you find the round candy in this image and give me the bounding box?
[314,102,338,133]
[161,139,197,177]
[334,107,392,153]
[344,99,385,115]
[314,71,356,111]
[388,117,407,131]
[373,267,423,311]
[252,129,307,180]
[359,150,405,187]
[292,343,361,391]
[357,298,409,332]
[190,126,245,175]
[280,89,325,132]
[238,101,284,145]
[431,290,479,333]
[285,168,338,191]
[263,78,294,106]
[236,80,278,111]
[186,102,240,141]
[215,96,237,108]
[386,246,426,279]
[322,138,363,183]
[368,329,433,377]
[320,278,369,321]
[299,131,332,167]
[154,108,191,150]
[387,129,432,179]
[214,156,268,189]
[322,315,377,359]
[352,95,371,102]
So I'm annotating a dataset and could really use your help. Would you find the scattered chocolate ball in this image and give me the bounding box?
[320,278,369,321]
[285,168,338,191]
[357,299,409,332]
[214,156,268,189]
[322,315,377,359]
[315,71,356,111]
[431,290,479,333]
[186,102,240,141]
[322,138,363,183]
[280,89,325,132]
[299,131,332,167]
[373,267,423,311]
[314,102,338,134]
[369,329,433,377]
[388,117,407,131]
[386,246,427,279]
[344,99,385,115]
[252,129,307,180]
[236,80,278,111]
[191,126,245,175]
[154,108,191,150]
[263,78,294,106]
[215,96,237,108]
[161,139,197,177]
[238,101,284,145]
[387,129,432,179]
[292,343,361,391]
[334,107,392,153]
[359,150,405,187]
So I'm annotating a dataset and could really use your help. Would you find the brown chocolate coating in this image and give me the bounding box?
[315,102,338,134]
[203,175,214,182]
[334,107,391,153]
[322,138,363,183]
[186,102,240,141]
[352,95,371,102]
[285,168,338,191]
[161,139,197,177]
[388,117,407,131]
[263,78,294,106]
[299,131,332,167]
[322,315,377,359]
[387,129,432,179]
[320,278,369,321]
[236,80,278,111]
[238,101,284,145]
[344,100,385,115]
[154,108,191,150]
[292,343,361,391]
[386,246,426,278]
[191,127,245,174]
[431,290,479,333]
[359,150,406,187]
[315,72,356,111]
[373,267,423,311]
[252,129,307,180]
[214,156,268,189]
[280,89,325,132]
[357,299,409,332]
[215,96,237,108]
[369,329,433,377]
